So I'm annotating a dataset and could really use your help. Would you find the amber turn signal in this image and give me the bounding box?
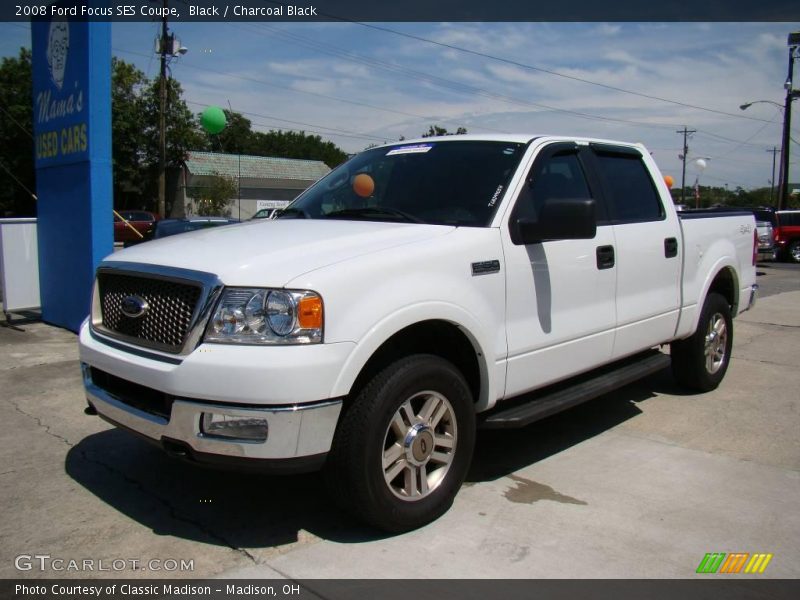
[298,296,323,330]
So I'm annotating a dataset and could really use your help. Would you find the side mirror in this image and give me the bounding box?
[511,198,597,245]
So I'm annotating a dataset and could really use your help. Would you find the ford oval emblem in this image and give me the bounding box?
[121,295,149,319]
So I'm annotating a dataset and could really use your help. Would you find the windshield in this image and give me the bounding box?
[281,140,526,226]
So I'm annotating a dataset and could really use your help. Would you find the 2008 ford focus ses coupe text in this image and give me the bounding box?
[79,135,758,532]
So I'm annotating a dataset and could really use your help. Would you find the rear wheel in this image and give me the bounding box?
[325,354,475,533]
[671,292,733,391]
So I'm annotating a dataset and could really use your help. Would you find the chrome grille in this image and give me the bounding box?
[97,272,202,353]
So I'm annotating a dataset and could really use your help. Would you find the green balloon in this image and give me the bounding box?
[200,106,226,134]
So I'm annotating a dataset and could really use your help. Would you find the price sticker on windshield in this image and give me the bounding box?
[386,144,434,156]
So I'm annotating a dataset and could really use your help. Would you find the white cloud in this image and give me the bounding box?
[103,21,800,186]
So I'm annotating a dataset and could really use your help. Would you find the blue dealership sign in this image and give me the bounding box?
[32,2,112,331]
[32,15,90,167]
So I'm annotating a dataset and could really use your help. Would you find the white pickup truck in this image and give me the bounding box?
[79,135,758,532]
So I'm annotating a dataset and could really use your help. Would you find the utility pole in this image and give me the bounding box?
[778,43,794,210]
[767,146,778,205]
[677,126,696,205]
[158,0,169,219]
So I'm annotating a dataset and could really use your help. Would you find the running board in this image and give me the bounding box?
[480,350,671,429]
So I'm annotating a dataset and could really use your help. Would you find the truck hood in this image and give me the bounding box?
[105,219,455,286]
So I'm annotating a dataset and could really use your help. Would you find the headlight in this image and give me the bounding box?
[204,288,323,345]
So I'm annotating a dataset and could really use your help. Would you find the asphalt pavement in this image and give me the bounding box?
[1,263,798,579]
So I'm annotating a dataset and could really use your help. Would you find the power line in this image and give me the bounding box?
[113,46,498,135]
[239,23,681,134]
[114,23,780,171]
[238,22,781,150]
[186,100,391,142]
[345,21,775,125]
[694,129,778,149]
[710,117,780,161]
[0,104,32,138]
[257,5,757,124]
[0,160,36,200]
[701,172,753,189]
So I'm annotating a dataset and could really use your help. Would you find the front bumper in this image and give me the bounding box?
[78,316,353,470]
[82,363,342,471]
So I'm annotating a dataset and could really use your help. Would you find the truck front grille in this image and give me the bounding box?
[97,272,203,353]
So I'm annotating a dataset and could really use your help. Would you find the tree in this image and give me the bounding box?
[666,184,800,209]
[250,129,348,167]
[0,48,35,216]
[111,58,148,208]
[139,75,207,212]
[0,53,356,216]
[208,110,257,154]
[200,109,349,168]
[421,125,467,137]
[109,59,210,212]
[187,173,237,216]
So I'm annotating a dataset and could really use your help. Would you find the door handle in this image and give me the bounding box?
[664,237,678,258]
[596,245,615,270]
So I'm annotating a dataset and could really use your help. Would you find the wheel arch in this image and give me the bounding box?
[691,265,739,333]
[331,307,495,412]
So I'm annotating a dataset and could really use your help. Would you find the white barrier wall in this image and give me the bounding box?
[0,218,41,315]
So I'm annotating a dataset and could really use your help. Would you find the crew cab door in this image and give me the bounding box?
[501,142,617,398]
[584,144,682,359]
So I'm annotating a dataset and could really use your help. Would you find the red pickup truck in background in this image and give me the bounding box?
[113,210,159,243]
[775,210,800,263]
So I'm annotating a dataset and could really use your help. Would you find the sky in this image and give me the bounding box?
[2,20,800,191]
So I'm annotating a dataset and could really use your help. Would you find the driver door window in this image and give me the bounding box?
[514,151,593,223]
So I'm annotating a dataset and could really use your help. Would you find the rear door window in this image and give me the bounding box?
[591,147,665,224]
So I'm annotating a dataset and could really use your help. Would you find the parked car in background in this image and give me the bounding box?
[142,217,239,241]
[114,210,158,243]
[251,208,279,220]
[749,208,778,262]
[775,210,800,263]
[755,220,776,261]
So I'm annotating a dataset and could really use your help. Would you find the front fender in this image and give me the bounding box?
[329,301,499,412]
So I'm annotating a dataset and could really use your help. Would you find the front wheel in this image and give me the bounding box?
[670,292,733,391]
[325,354,476,533]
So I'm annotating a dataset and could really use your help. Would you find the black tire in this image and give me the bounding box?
[325,354,476,533]
[788,240,800,264]
[671,292,733,392]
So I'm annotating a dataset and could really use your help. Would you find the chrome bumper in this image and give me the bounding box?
[82,364,342,466]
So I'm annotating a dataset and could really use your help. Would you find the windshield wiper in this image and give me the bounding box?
[325,207,424,224]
